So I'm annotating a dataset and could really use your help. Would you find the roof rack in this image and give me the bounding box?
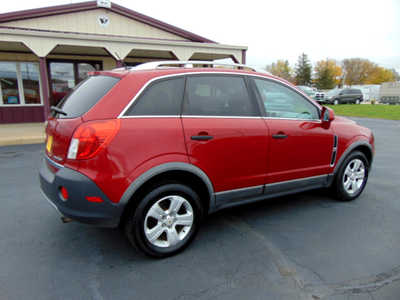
[128,60,268,74]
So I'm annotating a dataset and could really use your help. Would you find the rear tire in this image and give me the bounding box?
[125,183,203,258]
[332,151,369,201]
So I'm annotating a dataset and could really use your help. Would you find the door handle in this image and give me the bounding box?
[191,135,213,141]
[272,134,288,139]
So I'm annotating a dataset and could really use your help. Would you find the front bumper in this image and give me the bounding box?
[39,156,124,227]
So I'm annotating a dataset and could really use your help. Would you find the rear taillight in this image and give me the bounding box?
[67,119,120,160]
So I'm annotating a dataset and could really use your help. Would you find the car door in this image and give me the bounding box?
[342,89,351,103]
[250,77,335,184]
[181,74,269,196]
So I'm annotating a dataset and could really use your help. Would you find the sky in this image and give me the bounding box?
[1,0,399,72]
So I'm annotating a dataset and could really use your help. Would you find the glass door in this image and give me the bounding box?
[48,60,102,106]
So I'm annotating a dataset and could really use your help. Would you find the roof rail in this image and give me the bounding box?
[128,60,269,74]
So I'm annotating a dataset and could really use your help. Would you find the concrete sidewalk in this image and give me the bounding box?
[0,123,45,146]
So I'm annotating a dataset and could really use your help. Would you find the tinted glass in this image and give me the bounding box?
[21,62,41,104]
[125,77,184,116]
[253,78,319,120]
[57,75,119,118]
[0,62,20,104]
[50,62,74,106]
[184,75,257,116]
[78,63,97,82]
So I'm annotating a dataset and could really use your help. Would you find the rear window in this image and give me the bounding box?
[56,75,120,118]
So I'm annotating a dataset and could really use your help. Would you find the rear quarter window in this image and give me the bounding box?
[124,77,185,116]
[57,75,120,118]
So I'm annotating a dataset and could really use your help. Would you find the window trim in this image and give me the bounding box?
[0,61,43,107]
[119,72,322,119]
[249,76,321,121]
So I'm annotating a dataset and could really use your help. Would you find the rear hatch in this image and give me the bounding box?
[45,75,120,165]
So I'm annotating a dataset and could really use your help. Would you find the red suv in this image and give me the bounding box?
[39,61,374,257]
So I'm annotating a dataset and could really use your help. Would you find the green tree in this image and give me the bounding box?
[314,59,342,89]
[266,60,293,82]
[294,53,312,85]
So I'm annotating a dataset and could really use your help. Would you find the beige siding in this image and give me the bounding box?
[0,52,38,61]
[3,9,188,41]
[47,54,117,70]
[0,52,116,69]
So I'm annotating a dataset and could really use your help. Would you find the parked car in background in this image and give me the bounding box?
[325,88,363,105]
[39,61,375,257]
[297,85,325,103]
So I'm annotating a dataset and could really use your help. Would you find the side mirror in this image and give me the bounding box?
[321,106,335,122]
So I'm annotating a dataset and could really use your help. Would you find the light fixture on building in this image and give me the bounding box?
[97,0,111,8]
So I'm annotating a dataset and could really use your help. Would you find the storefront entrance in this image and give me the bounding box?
[48,60,102,106]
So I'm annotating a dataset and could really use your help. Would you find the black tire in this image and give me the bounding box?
[124,183,203,258]
[332,151,369,201]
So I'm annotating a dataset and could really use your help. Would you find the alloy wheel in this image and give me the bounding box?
[144,195,194,248]
[342,158,366,195]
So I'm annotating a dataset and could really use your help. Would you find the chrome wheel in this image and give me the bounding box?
[144,195,194,248]
[342,158,365,195]
[356,99,360,104]
[334,99,339,105]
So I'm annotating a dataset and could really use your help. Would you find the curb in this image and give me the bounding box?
[0,135,45,147]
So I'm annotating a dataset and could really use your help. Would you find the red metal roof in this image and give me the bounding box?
[0,1,216,43]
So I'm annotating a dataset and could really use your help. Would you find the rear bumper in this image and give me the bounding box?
[39,156,124,227]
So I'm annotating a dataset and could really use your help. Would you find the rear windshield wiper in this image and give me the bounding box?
[50,106,67,116]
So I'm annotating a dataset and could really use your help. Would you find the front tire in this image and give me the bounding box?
[332,151,369,201]
[333,99,339,105]
[125,183,203,258]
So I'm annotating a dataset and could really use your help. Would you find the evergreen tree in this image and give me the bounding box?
[314,59,341,89]
[295,53,312,85]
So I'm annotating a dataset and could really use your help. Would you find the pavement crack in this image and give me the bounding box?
[222,215,315,300]
[368,291,376,300]
[306,265,400,298]
[88,246,105,300]
[288,256,326,284]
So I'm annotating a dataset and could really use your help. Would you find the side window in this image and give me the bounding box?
[125,77,184,116]
[253,78,319,120]
[183,75,257,116]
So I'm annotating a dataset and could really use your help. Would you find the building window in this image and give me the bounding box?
[0,61,42,106]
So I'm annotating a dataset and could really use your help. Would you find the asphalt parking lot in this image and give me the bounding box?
[0,117,399,300]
